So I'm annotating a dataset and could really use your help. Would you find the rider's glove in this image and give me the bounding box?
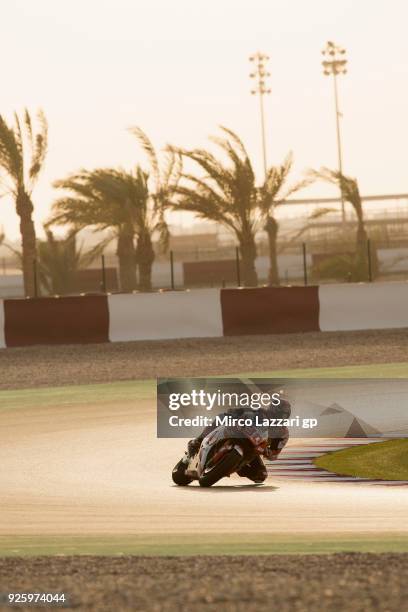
[187,438,202,456]
[264,447,280,461]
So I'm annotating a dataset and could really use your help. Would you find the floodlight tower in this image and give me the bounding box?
[322,40,348,223]
[249,52,271,180]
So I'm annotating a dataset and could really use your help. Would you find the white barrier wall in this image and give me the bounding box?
[108,289,223,342]
[0,300,5,348]
[319,282,408,331]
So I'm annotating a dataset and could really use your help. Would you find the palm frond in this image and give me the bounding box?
[52,165,159,240]
[23,108,33,147]
[308,207,337,220]
[277,176,314,204]
[210,134,256,196]
[176,173,226,204]
[218,126,250,159]
[0,115,23,189]
[172,127,260,237]
[0,174,13,198]
[309,167,363,221]
[173,185,238,233]
[154,216,170,253]
[160,148,183,193]
[36,228,106,295]
[160,149,176,188]
[178,148,237,199]
[258,152,310,216]
[80,233,115,265]
[128,126,160,187]
[13,112,24,164]
[28,109,48,184]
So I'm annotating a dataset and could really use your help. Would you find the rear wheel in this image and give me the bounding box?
[172,458,194,486]
[199,448,242,487]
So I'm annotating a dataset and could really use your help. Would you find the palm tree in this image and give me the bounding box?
[258,153,310,285]
[50,168,143,291]
[37,229,96,296]
[310,168,369,249]
[310,169,366,237]
[50,166,170,292]
[128,127,181,287]
[171,127,259,286]
[309,168,377,280]
[0,109,48,296]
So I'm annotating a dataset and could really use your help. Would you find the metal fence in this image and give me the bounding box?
[2,235,408,298]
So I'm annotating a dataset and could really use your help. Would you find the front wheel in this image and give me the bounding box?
[172,458,194,486]
[199,448,242,487]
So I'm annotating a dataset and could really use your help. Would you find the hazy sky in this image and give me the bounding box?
[1,0,407,239]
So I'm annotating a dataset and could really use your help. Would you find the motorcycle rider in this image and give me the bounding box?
[186,395,291,484]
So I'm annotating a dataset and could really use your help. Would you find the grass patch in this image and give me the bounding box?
[240,362,408,379]
[315,439,408,480]
[2,533,408,556]
[0,379,155,411]
[1,362,407,411]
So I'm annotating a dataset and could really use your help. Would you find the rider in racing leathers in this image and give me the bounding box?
[186,397,291,483]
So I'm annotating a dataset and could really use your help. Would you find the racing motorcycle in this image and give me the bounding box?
[171,417,269,487]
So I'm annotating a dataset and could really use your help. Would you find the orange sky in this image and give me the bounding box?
[0,0,407,239]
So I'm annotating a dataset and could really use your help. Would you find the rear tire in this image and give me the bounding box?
[199,448,242,487]
[172,458,193,486]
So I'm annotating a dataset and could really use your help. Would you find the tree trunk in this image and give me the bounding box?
[116,227,137,292]
[264,216,280,286]
[356,222,368,250]
[136,232,155,292]
[356,221,378,280]
[355,221,372,281]
[16,190,37,298]
[239,231,258,287]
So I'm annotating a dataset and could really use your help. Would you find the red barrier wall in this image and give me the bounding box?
[220,286,320,335]
[183,260,237,286]
[4,295,109,347]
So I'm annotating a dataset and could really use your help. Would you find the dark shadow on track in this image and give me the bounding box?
[172,484,279,492]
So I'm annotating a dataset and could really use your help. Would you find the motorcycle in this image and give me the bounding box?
[172,416,269,487]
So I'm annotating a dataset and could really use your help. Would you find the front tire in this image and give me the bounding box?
[199,448,242,487]
[172,458,193,486]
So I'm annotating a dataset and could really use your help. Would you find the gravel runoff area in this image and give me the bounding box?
[1,328,408,390]
[0,554,407,611]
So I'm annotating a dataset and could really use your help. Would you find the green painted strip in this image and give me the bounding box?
[1,534,408,556]
[239,362,408,379]
[1,362,408,410]
[0,379,154,410]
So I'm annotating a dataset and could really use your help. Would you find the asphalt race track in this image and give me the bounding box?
[1,397,408,539]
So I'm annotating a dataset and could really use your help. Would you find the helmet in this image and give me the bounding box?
[266,397,291,420]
